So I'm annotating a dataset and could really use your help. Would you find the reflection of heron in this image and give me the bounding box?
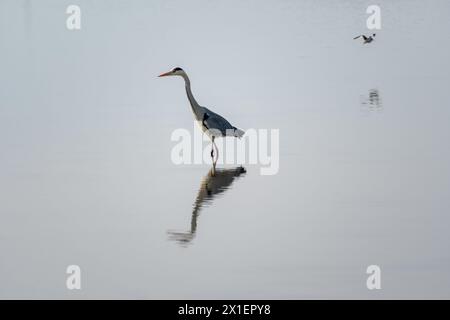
[158,67,245,164]
[353,33,376,44]
[168,166,246,246]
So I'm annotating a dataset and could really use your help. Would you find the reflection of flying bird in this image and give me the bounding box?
[167,166,246,246]
[368,89,380,106]
[353,33,376,44]
[158,67,245,162]
[361,89,382,111]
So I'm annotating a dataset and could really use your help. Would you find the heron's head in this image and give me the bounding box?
[372,33,376,37]
[158,67,185,78]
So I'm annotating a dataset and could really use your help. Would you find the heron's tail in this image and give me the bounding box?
[232,127,245,138]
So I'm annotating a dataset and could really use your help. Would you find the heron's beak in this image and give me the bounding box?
[158,71,172,77]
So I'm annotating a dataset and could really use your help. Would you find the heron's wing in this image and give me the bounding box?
[203,108,234,135]
[362,35,368,40]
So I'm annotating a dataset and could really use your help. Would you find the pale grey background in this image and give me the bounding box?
[0,0,449,298]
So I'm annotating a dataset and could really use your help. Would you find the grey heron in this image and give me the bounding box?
[354,33,376,44]
[158,67,245,163]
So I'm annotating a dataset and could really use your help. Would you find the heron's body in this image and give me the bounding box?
[159,67,244,161]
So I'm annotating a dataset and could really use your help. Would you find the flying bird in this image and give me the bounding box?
[354,33,376,44]
[158,67,245,162]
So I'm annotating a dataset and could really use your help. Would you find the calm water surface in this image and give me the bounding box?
[1,0,450,298]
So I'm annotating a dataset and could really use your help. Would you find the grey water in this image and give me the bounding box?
[1,0,450,299]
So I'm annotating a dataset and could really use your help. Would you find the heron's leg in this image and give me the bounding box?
[211,162,216,176]
[210,137,215,158]
[213,139,219,161]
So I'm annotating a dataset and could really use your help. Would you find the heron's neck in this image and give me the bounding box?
[182,74,201,118]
